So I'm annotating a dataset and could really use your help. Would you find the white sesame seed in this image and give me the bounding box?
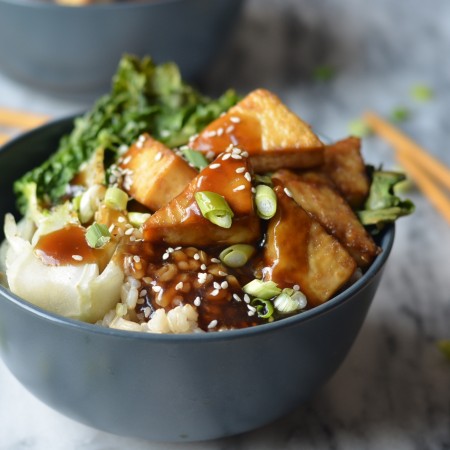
[139,289,147,297]
[251,187,256,193]
[198,273,208,284]
[143,307,151,318]
[122,155,131,165]
[200,264,207,270]
[218,271,227,277]
[221,281,229,289]
[125,228,134,235]
[133,255,141,263]
[210,289,220,297]
[162,253,170,260]
[209,163,221,169]
[206,151,216,160]
[230,116,241,123]
[108,224,115,233]
[247,305,256,312]
[213,282,221,290]
[208,320,218,329]
[247,310,255,317]
[118,216,126,223]
[293,284,300,291]
[284,187,293,198]
[235,167,245,173]
[217,127,224,136]
[167,247,174,253]
[225,125,235,133]
[193,253,200,260]
[243,294,251,304]
[129,236,136,242]
[231,153,242,160]
[211,258,220,263]
[194,296,201,306]
[154,152,162,162]
[233,293,241,302]
[242,151,249,157]
[233,185,246,191]
[152,285,162,293]
[244,172,252,182]
[175,282,184,291]
[222,153,231,160]
[72,255,83,261]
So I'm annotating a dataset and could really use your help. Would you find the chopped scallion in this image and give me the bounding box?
[195,191,234,229]
[219,244,255,268]
[105,187,128,211]
[255,184,277,219]
[251,298,274,319]
[85,222,111,249]
[181,148,209,170]
[243,279,281,300]
[273,288,307,314]
[128,212,151,227]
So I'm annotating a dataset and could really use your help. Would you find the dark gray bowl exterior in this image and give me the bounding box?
[0,118,395,441]
[0,0,243,92]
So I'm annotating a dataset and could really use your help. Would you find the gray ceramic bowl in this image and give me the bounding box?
[0,0,243,94]
[0,117,395,442]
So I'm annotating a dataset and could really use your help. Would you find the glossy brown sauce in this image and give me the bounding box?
[121,241,264,331]
[34,225,104,266]
[191,112,262,155]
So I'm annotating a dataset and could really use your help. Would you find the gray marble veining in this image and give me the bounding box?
[1,0,449,449]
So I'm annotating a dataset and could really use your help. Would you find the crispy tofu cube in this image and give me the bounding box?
[119,134,197,211]
[143,148,260,246]
[264,186,356,306]
[190,89,324,172]
[323,137,370,209]
[273,169,380,268]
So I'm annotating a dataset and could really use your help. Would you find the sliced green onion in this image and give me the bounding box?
[255,184,277,219]
[219,244,255,268]
[251,298,274,319]
[128,212,151,228]
[105,187,128,211]
[85,222,111,249]
[410,84,434,102]
[273,288,307,314]
[181,148,209,170]
[72,194,82,212]
[195,191,234,229]
[254,174,273,186]
[243,279,281,300]
[437,340,450,361]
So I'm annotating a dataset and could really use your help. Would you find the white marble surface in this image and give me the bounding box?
[1,0,450,448]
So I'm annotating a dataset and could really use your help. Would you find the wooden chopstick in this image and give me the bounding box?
[364,111,450,225]
[0,107,49,130]
[0,132,10,145]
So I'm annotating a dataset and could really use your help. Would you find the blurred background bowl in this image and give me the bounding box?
[0,0,244,95]
[0,117,395,442]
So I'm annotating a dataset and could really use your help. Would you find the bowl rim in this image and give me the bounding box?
[0,115,396,343]
[0,0,236,11]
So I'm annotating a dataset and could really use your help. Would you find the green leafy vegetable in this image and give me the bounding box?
[358,170,415,230]
[14,55,239,214]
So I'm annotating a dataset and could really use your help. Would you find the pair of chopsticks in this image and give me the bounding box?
[364,112,450,226]
[0,107,49,145]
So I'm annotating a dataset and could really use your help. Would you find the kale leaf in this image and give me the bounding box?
[14,55,239,214]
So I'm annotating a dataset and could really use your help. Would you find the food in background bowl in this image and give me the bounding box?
[0,56,414,334]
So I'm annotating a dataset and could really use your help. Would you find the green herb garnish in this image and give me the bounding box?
[358,170,415,230]
[85,222,111,249]
[14,55,239,214]
[194,191,234,229]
